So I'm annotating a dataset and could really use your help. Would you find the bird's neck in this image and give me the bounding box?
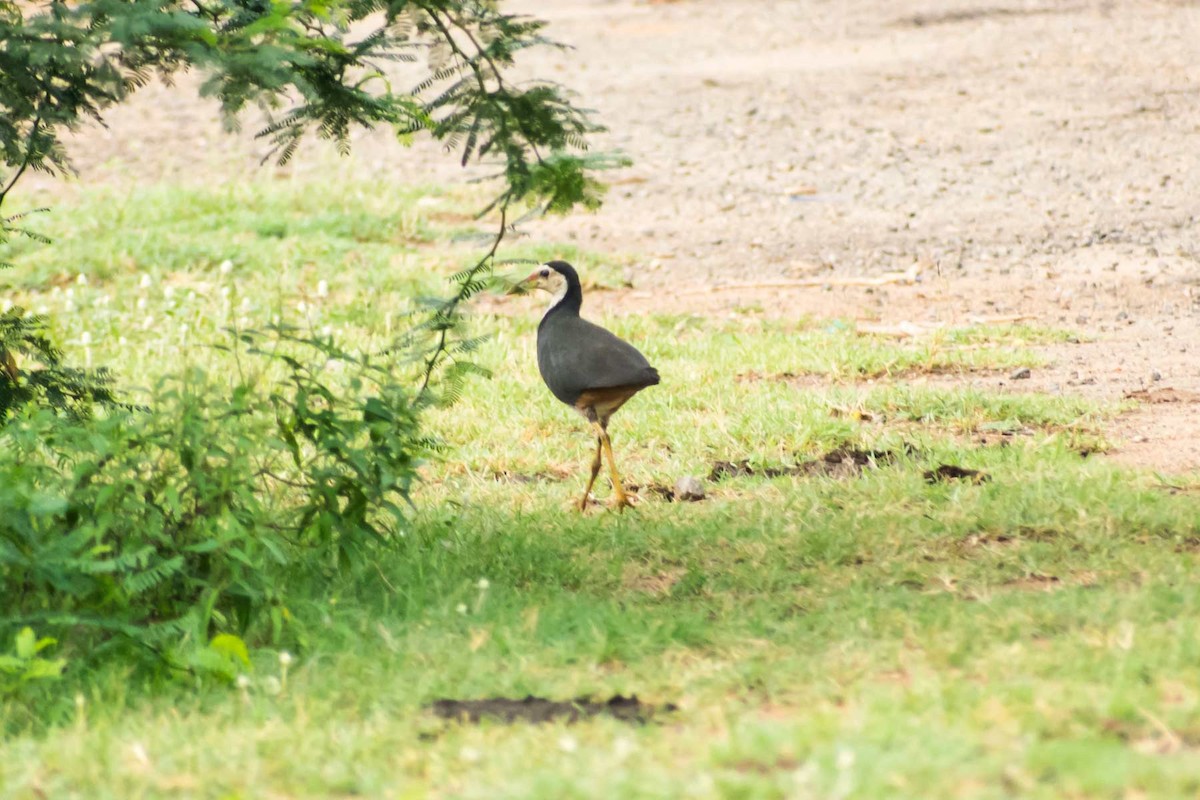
[544,276,582,318]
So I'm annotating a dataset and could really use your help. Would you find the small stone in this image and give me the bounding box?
[1010,367,1032,380]
[673,476,706,502]
[1151,370,1163,382]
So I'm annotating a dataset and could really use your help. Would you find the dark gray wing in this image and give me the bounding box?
[537,315,659,405]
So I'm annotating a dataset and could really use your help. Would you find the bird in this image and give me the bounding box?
[514,260,660,511]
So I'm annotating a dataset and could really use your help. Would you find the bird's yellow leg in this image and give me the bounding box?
[578,436,603,512]
[594,423,634,511]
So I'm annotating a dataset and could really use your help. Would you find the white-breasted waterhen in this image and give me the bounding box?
[515,261,660,511]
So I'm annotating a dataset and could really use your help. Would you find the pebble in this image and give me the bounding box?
[1010,367,1032,380]
[674,476,706,502]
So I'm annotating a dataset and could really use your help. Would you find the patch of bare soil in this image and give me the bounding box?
[24,0,1200,474]
[709,446,895,482]
[430,694,675,724]
[1126,388,1200,404]
[894,4,1084,29]
[504,0,1200,475]
[923,464,990,484]
[1001,573,1064,593]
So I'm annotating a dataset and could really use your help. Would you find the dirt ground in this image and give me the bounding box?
[30,0,1200,473]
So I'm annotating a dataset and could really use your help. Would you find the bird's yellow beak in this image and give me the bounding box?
[505,270,541,296]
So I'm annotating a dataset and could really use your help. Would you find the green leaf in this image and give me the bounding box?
[28,492,68,517]
[209,634,252,669]
[14,627,35,660]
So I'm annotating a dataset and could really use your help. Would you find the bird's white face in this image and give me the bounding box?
[523,264,569,311]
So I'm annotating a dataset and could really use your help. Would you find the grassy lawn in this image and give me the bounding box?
[3,169,1200,799]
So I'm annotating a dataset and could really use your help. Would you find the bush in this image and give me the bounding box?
[0,329,423,676]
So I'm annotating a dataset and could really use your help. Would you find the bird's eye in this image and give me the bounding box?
[539,268,550,278]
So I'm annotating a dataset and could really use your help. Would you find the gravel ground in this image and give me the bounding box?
[22,0,1200,472]
[510,0,1200,474]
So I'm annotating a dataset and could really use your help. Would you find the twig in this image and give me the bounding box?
[416,203,508,400]
[0,108,45,208]
[1139,707,1183,754]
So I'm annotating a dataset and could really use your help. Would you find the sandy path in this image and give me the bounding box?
[506,0,1200,474]
[20,0,1200,473]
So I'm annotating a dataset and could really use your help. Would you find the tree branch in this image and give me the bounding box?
[416,202,507,400]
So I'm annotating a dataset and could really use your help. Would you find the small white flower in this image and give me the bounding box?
[118,336,128,346]
[0,299,11,313]
[163,286,175,299]
[455,603,468,615]
[321,324,333,337]
[316,280,329,298]
[278,651,293,667]
[139,274,152,289]
[141,316,154,330]
[80,332,92,346]
[36,305,49,315]
[179,322,189,335]
[221,286,231,298]
[236,674,251,689]
[459,746,481,763]
[76,273,87,286]
[65,288,74,299]
[136,297,147,310]
[297,300,308,314]
[558,735,578,753]
[240,297,252,311]
[65,301,75,313]
[219,259,233,275]
[476,578,490,590]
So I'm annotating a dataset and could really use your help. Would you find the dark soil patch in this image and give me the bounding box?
[923,464,990,484]
[736,365,1004,386]
[735,370,826,388]
[492,470,560,484]
[625,476,706,503]
[1002,573,1062,592]
[430,694,676,725]
[1125,388,1200,404]
[895,5,1080,28]
[626,481,678,501]
[1172,535,1200,553]
[956,526,1063,553]
[709,446,894,483]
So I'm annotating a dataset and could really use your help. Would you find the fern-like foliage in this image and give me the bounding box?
[0,309,117,421]
[1,328,425,679]
[0,0,621,413]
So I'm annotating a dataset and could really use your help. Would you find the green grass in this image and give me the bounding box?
[4,168,1200,799]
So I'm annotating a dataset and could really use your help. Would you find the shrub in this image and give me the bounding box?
[0,328,423,675]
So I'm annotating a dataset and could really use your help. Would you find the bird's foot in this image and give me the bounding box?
[608,491,637,513]
[576,493,596,513]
